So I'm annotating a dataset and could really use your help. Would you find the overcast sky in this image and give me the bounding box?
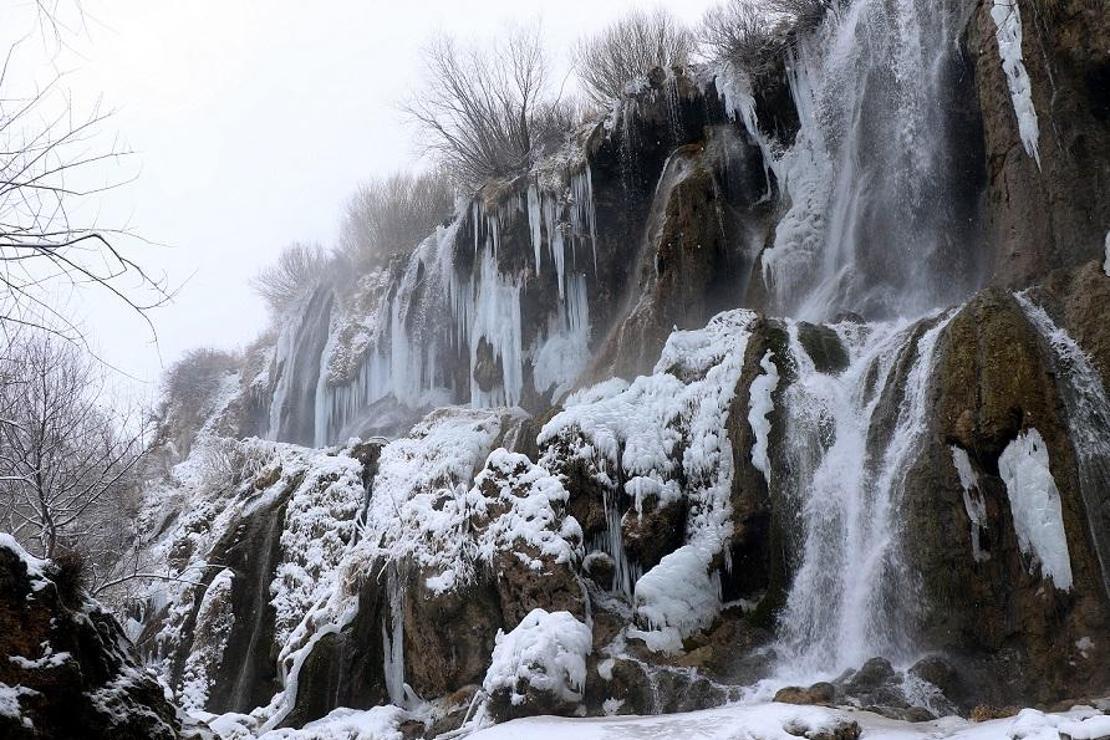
[9,0,717,401]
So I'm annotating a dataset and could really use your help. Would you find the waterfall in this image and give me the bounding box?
[753,0,981,322]
[775,310,954,677]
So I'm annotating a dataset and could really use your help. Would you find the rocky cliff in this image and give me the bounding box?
[14,0,1110,737]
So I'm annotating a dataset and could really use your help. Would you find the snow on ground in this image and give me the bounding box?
[0,682,37,730]
[998,428,1073,589]
[467,702,1110,740]
[482,608,592,707]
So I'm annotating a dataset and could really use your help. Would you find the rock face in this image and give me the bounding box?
[969,0,1110,288]
[0,538,180,739]
[104,0,1110,734]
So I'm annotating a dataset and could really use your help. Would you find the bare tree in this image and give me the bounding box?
[0,40,171,343]
[338,170,455,270]
[249,241,330,317]
[403,25,573,191]
[0,334,148,568]
[573,8,694,106]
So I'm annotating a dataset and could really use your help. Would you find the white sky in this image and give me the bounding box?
[7,0,717,401]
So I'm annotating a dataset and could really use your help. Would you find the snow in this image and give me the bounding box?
[257,705,406,740]
[0,533,47,589]
[0,682,37,730]
[630,545,721,653]
[471,449,583,572]
[482,608,592,707]
[270,451,365,644]
[951,446,990,562]
[179,567,236,712]
[538,310,755,643]
[998,428,1073,590]
[359,407,517,589]
[748,350,780,479]
[991,0,1041,167]
[467,702,1110,740]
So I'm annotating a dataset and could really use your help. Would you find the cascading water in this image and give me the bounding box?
[753,0,983,322]
[774,311,954,678]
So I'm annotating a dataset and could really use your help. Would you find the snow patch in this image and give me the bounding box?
[482,609,591,707]
[0,682,37,730]
[998,428,1072,589]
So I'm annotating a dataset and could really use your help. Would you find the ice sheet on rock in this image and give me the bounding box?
[998,428,1073,590]
[951,446,990,563]
[482,608,591,707]
[179,567,235,713]
[991,0,1041,167]
[748,350,780,480]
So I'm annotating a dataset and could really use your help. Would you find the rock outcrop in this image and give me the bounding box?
[0,537,180,739]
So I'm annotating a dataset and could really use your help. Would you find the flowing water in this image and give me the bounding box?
[774,312,953,678]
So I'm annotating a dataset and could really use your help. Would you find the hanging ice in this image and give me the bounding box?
[998,428,1072,590]
[951,446,990,563]
[991,0,1041,168]
[747,350,780,480]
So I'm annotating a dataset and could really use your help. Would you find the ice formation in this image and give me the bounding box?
[951,446,990,563]
[998,429,1073,589]
[747,350,780,479]
[991,0,1041,167]
[630,545,722,653]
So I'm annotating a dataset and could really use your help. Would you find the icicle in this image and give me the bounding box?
[527,184,543,273]
[382,566,406,707]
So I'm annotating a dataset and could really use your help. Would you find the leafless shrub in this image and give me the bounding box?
[250,241,330,316]
[338,170,455,270]
[403,25,572,191]
[573,7,695,106]
[157,347,240,453]
[700,0,836,75]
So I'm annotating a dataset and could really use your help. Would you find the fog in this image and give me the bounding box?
[8,0,715,400]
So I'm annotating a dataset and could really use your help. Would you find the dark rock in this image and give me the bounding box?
[622,498,687,570]
[473,337,504,393]
[0,541,180,740]
[797,321,850,374]
[774,682,835,705]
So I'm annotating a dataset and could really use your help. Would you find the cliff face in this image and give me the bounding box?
[32,0,1110,737]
